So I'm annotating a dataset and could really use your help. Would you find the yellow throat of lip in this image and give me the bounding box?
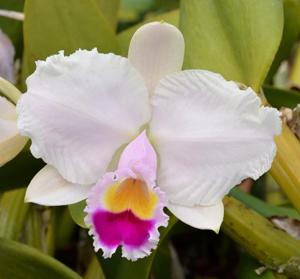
[103,178,158,220]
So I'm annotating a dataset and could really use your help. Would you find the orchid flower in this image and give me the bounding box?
[0,28,27,166]
[0,28,16,84]
[17,22,281,260]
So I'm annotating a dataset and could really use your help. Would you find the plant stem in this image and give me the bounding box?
[270,124,300,213]
[222,196,300,278]
[0,188,29,240]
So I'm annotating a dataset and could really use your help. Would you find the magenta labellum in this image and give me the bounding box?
[85,132,169,261]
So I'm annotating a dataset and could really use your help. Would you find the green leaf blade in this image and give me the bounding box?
[22,0,120,83]
[267,0,300,81]
[180,0,284,91]
[68,200,88,229]
[0,188,29,240]
[229,188,300,221]
[0,238,82,279]
[264,85,300,109]
[95,0,120,30]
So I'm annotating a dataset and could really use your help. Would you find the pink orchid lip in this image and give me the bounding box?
[92,209,154,248]
[85,131,169,261]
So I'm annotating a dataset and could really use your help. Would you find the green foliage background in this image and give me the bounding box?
[1,0,300,278]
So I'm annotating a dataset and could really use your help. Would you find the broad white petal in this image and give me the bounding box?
[150,70,281,206]
[168,201,224,233]
[17,49,151,184]
[0,96,26,166]
[128,22,184,94]
[0,29,15,83]
[25,165,92,206]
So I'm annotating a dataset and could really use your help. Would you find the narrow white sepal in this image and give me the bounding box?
[25,165,92,206]
[128,22,184,94]
[0,29,16,84]
[168,201,224,233]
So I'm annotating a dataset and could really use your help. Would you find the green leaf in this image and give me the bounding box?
[54,207,76,250]
[267,0,300,81]
[0,188,29,239]
[0,237,82,279]
[119,0,152,23]
[95,0,120,30]
[22,0,120,83]
[117,9,179,55]
[24,206,57,256]
[152,240,172,279]
[180,0,284,92]
[99,214,177,279]
[68,200,87,229]
[263,85,300,109]
[154,0,179,10]
[120,0,154,15]
[84,256,105,279]
[229,188,300,221]
[290,44,300,88]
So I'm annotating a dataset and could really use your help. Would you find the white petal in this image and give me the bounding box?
[17,49,151,185]
[25,165,92,206]
[0,29,15,83]
[168,201,224,233]
[128,22,184,94]
[0,96,26,166]
[150,70,281,206]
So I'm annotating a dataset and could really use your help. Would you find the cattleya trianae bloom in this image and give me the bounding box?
[15,22,281,260]
[0,28,16,84]
[0,28,27,166]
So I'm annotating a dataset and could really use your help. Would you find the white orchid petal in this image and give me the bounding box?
[25,165,92,206]
[168,201,224,232]
[17,49,151,185]
[150,70,281,206]
[0,97,26,166]
[0,29,15,84]
[128,22,184,94]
